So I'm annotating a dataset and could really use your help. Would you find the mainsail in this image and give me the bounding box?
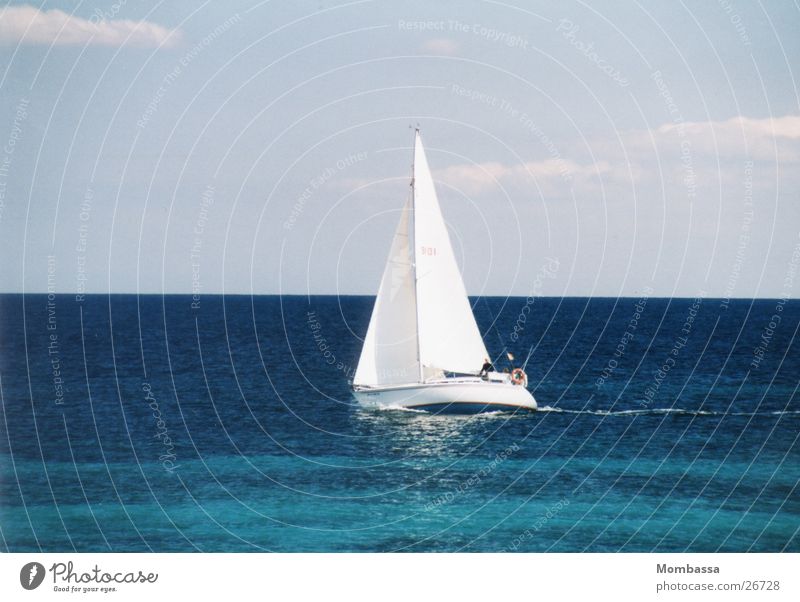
[353,195,420,386]
[354,131,489,387]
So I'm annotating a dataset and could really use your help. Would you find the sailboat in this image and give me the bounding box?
[352,130,538,413]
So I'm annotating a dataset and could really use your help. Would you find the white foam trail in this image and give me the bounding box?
[536,406,800,417]
[370,405,427,413]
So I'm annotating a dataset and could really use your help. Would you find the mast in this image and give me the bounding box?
[410,127,424,383]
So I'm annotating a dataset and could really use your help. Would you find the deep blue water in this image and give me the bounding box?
[0,294,798,552]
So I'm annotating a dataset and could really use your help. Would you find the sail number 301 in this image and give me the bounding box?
[420,246,438,256]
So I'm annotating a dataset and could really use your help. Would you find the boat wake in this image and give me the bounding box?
[367,404,429,414]
[537,406,800,417]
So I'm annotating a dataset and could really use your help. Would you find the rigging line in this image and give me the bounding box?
[521,342,536,371]
[480,297,508,365]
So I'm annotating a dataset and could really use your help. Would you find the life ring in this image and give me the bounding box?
[511,368,527,386]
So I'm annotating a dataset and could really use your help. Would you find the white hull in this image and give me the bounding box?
[352,378,537,413]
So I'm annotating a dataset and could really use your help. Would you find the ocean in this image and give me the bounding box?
[0,294,797,552]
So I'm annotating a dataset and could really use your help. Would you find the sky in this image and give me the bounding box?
[0,0,798,297]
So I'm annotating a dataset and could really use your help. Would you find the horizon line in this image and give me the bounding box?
[0,292,795,301]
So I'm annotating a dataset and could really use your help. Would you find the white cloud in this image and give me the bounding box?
[658,114,800,140]
[650,114,800,163]
[336,158,632,201]
[434,158,626,196]
[0,5,182,48]
[578,113,800,195]
[338,113,799,205]
[420,38,460,55]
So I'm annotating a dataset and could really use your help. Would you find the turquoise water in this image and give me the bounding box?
[1,295,798,551]
[3,449,794,552]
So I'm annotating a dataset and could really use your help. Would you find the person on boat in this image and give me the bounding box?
[479,358,495,377]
